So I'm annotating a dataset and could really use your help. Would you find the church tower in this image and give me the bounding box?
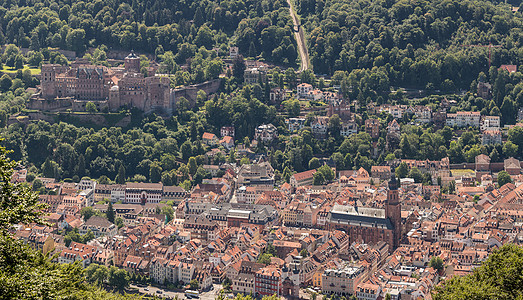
[386,175,402,249]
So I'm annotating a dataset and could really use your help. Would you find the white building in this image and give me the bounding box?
[78,179,96,191]
[341,121,358,137]
[356,283,381,300]
[79,216,117,238]
[79,189,95,207]
[446,111,481,127]
[125,182,163,204]
[297,83,313,99]
[255,124,278,143]
[111,185,126,203]
[58,242,98,268]
[480,115,501,132]
[409,106,432,123]
[286,117,306,132]
[236,186,258,204]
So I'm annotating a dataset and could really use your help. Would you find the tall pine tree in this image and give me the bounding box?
[106,202,115,223]
[115,164,125,184]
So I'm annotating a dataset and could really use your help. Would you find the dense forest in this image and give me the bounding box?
[298,0,522,92]
[0,0,298,66]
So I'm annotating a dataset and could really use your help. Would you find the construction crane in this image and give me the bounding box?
[460,44,502,68]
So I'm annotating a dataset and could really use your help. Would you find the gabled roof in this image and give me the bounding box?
[203,132,217,140]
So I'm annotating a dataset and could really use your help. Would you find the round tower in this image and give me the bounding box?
[124,51,140,73]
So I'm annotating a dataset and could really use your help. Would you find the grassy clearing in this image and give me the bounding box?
[2,65,41,75]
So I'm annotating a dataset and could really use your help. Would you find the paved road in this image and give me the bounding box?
[131,283,223,300]
[286,0,310,72]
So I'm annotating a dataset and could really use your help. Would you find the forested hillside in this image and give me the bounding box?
[0,0,297,65]
[298,0,522,90]
[434,244,523,299]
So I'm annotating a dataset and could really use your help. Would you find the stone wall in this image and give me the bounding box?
[25,111,131,127]
[173,79,222,107]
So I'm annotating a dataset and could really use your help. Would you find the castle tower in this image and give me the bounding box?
[386,175,402,249]
[41,64,57,99]
[124,51,140,73]
[108,85,120,111]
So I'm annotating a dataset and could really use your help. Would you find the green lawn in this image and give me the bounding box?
[2,65,41,75]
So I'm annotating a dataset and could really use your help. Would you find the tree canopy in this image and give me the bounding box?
[434,244,523,300]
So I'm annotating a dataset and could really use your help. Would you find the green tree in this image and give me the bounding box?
[108,266,130,292]
[106,202,115,223]
[115,217,124,229]
[299,249,308,257]
[396,162,409,178]
[503,141,518,158]
[181,141,193,161]
[222,277,232,291]
[81,207,97,221]
[0,74,12,91]
[66,29,86,53]
[434,244,523,300]
[257,253,273,265]
[116,164,126,184]
[160,205,174,223]
[308,157,320,169]
[313,170,325,185]
[232,55,246,81]
[429,256,444,272]
[86,101,97,113]
[188,157,198,175]
[328,114,342,138]
[408,167,423,183]
[497,171,512,187]
[284,99,300,117]
[189,279,199,290]
[86,264,109,285]
[317,165,334,182]
[149,162,162,183]
[285,68,297,89]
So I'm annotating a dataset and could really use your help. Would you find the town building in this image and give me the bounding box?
[480,116,501,132]
[477,81,492,99]
[221,126,235,138]
[255,267,282,297]
[365,119,380,139]
[203,132,219,146]
[482,130,502,145]
[286,117,306,132]
[446,111,481,127]
[322,265,365,296]
[59,242,98,268]
[297,83,313,99]
[79,216,117,238]
[125,182,163,204]
[311,116,329,139]
[269,88,287,104]
[254,124,278,143]
[341,121,358,137]
[290,169,317,189]
[244,67,267,84]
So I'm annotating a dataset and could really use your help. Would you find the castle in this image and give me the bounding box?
[36,52,174,115]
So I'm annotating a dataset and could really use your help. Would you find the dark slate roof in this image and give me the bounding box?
[328,204,393,230]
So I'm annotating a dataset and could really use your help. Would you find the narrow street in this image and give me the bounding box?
[286,0,310,72]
